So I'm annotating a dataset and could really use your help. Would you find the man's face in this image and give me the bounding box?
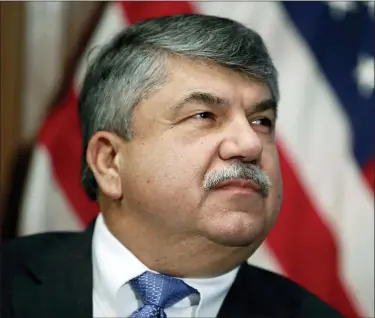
[118,57,282,248]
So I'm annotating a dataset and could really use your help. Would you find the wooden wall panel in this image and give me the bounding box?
[0,2,25,203]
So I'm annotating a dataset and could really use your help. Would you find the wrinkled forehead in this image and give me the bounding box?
[143,56,273,114]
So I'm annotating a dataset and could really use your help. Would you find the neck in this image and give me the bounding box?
[102,209,253,278]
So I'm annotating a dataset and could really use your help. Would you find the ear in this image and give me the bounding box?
[86,131,123,200]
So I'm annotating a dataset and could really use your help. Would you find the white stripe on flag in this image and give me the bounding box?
[75,3,126,92]
[247,242,284,275]
[195,2,374,316]
[19,146,82,235]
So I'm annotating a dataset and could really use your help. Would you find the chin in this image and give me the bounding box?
[201,212,268,248]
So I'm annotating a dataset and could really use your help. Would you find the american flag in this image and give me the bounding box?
[18,2,374,317]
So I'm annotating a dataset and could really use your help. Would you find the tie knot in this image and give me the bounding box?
[130,271,196,309]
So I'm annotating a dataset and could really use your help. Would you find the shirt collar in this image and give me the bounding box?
[92,213,148,308]
[183,266,239,316]
[92,212,239,316]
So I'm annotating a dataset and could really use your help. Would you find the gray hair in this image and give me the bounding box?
[78,14,279,201]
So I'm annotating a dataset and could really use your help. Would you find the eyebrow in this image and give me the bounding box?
[171,91,277,117]
[172,91,230,114]
[249,98,278,118]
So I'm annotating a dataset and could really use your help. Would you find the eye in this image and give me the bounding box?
[192,112,216,120]
[251,117,275,134]
[251,117,273,127]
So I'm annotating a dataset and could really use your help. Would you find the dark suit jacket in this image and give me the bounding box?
[1,219,344,318]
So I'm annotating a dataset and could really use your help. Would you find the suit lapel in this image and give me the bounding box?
[217,263,260,318]
[217,263,294,318]
[12,220,96,318]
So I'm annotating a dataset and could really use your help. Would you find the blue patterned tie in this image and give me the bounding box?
[129,271,197,318]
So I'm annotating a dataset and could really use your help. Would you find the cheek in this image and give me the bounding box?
[261,144,280,179]
[147,133,217,182]
[123,139,207,202]
[129,147,205,224]
[261,146,283,204]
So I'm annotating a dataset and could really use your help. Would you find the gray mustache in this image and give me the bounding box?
[203,162,271,197]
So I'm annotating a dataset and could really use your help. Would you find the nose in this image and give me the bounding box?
[219,117,263,164]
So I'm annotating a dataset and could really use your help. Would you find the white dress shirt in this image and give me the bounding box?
[92,213,239,317]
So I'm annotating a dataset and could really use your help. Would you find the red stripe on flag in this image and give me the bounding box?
[363,158,374,191]
[266,144,360,317]
[39,89,99,226]
[119,1,195,24]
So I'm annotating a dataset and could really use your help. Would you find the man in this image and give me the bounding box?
[2,14,344,318]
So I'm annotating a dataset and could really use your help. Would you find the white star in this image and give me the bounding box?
[366,1,374,18]
[327,1,357,20]
[354,54,374,98]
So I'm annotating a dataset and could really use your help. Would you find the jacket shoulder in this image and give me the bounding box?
[2,232,79,266]
[1,232,80,290]
[1,232,83,318]
[0,232,81,318]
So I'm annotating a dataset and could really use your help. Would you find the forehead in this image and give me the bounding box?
[173,57,269,100]
[141,57,272,114]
